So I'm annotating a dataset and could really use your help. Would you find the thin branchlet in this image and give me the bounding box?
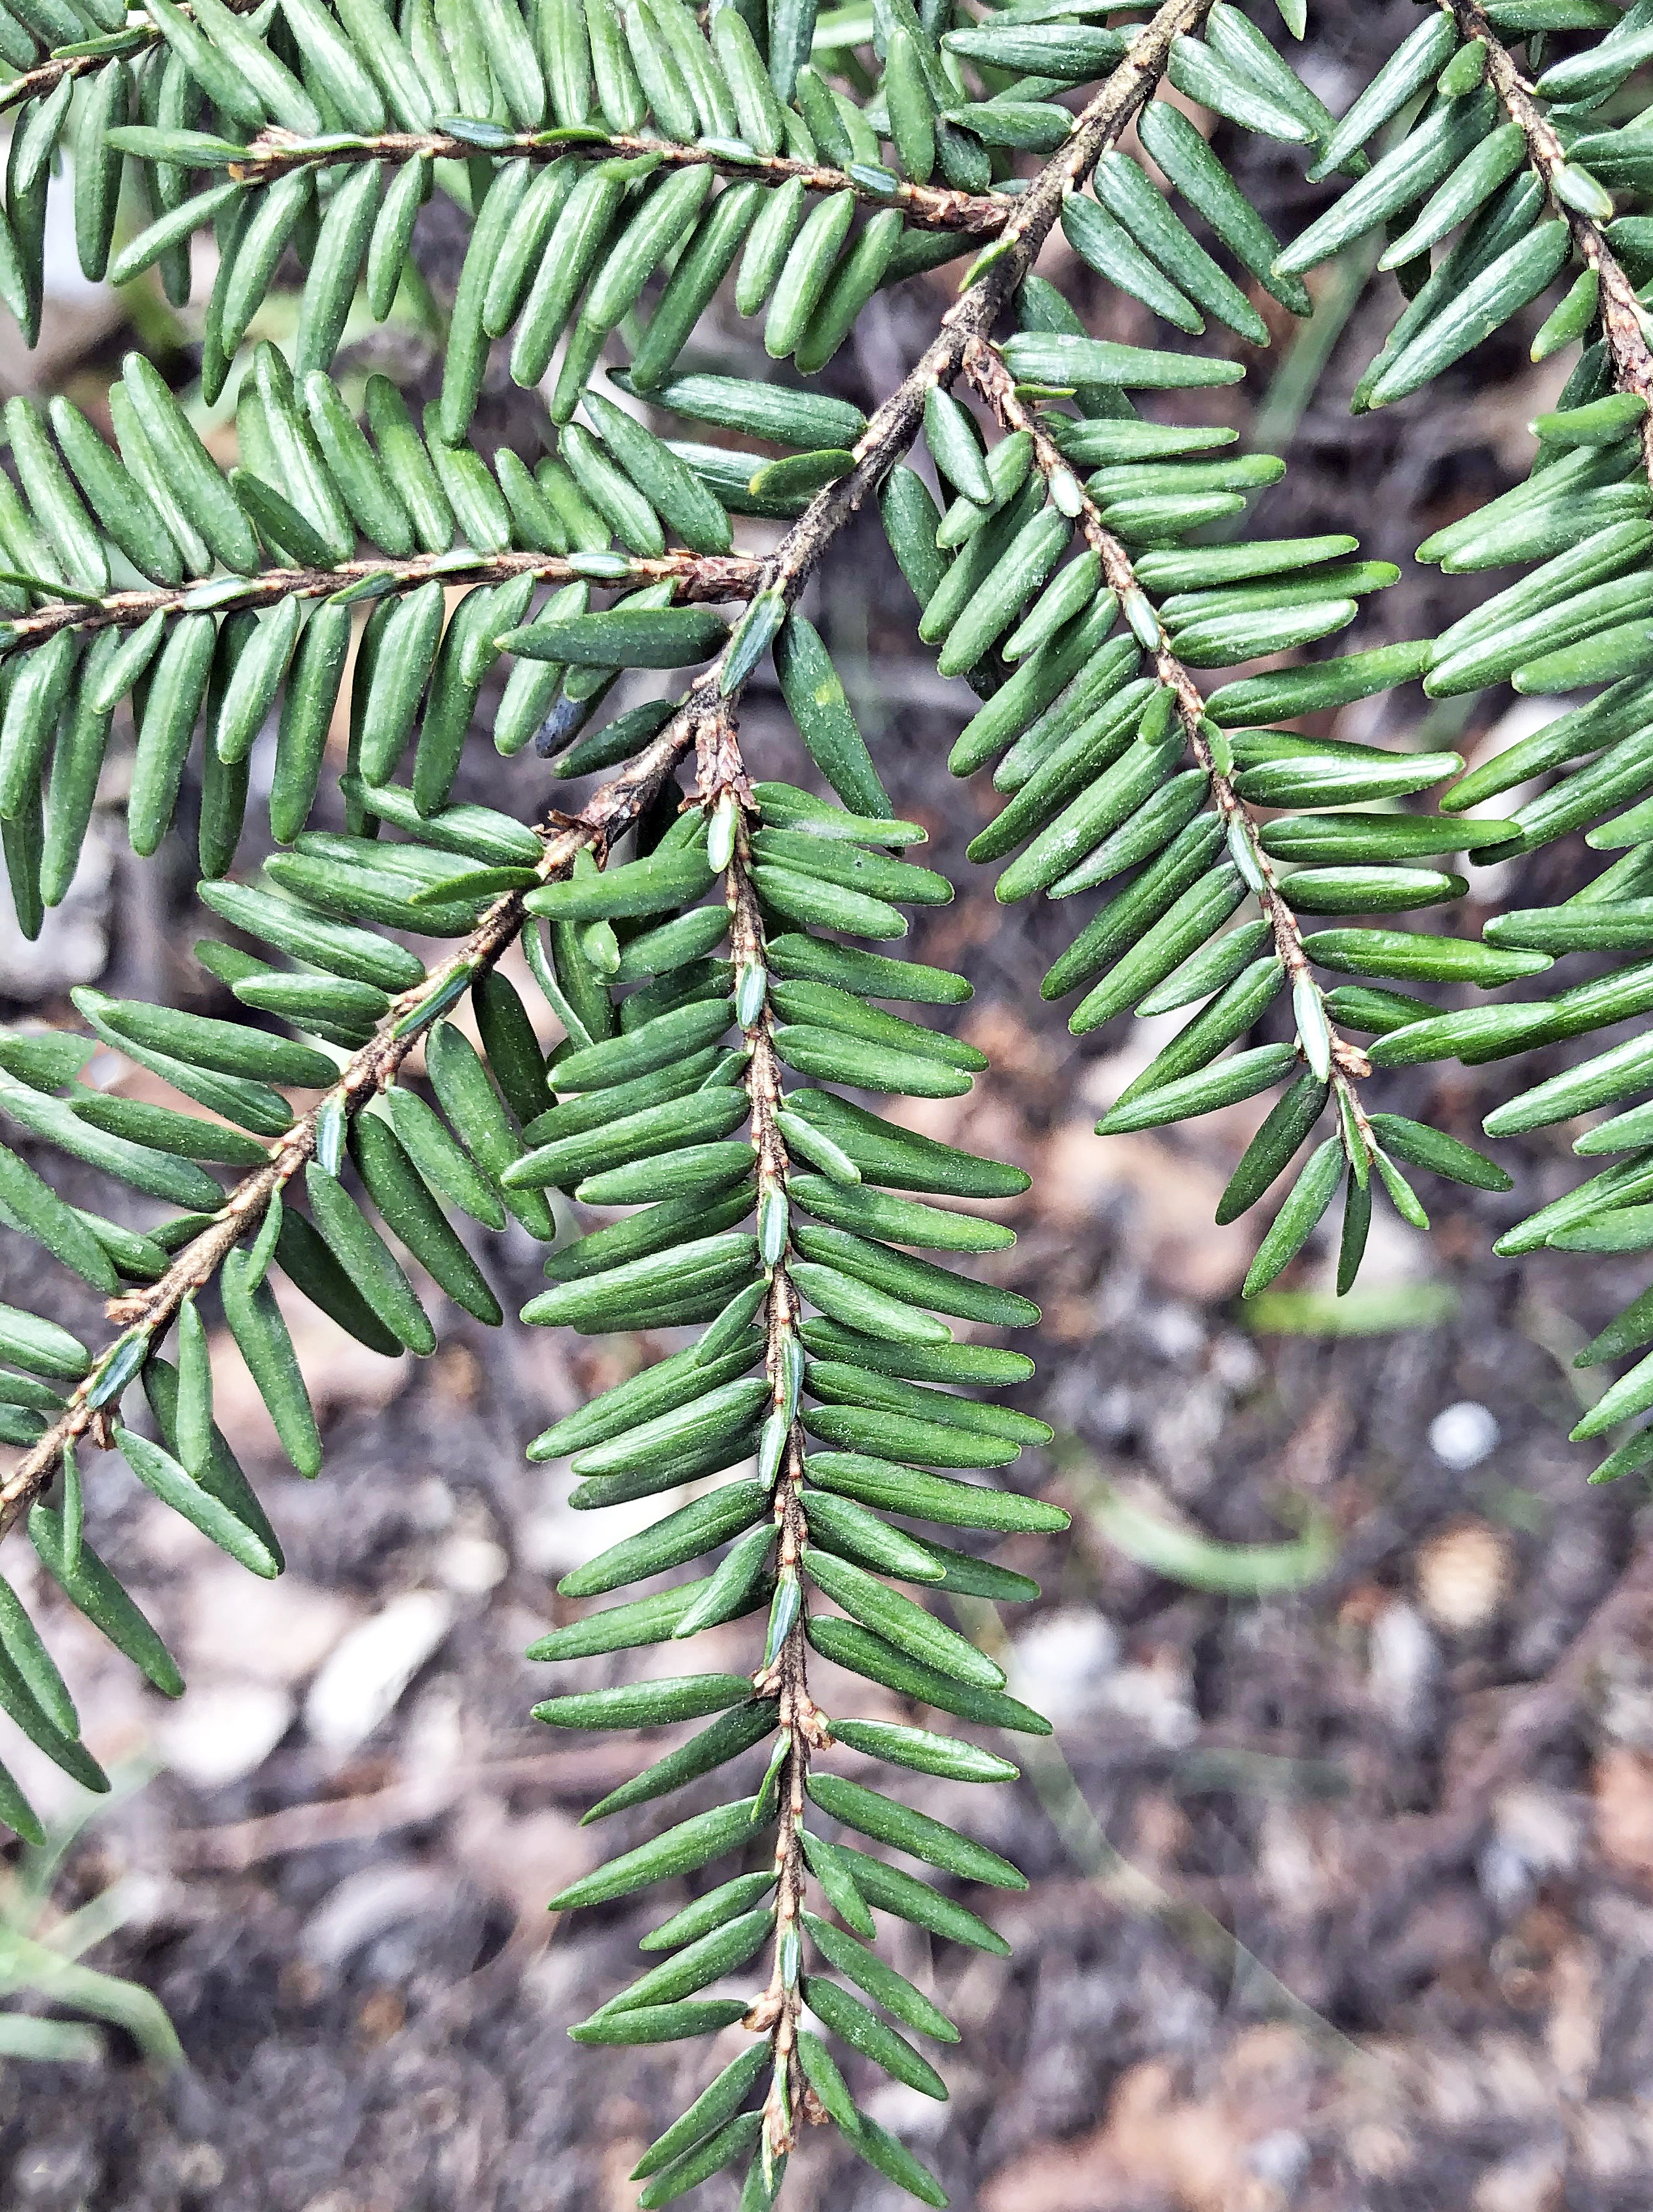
[963,337,1377,1151]
[235,124,1009,234]
[500,7,1233,2098]
[0,705,699,1538]
[1444,0,1653,481]
[0,0,265,119]
[696,704,824,2162]
[733,0,1221,629]
[1,551,763,650]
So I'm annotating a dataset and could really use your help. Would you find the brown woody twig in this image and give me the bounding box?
[3,551,763,650]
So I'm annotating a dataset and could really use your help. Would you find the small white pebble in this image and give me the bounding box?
[1249,2132,1310,2189]
[160,1681,295,1789]
[437,1532,509,1594]
[304,1591,454,1760]
[1009,1608,1120,1725]
[1368,1597,1438,1731]
[1428,1400,1500,1470]
[1142,1301,1204,1363]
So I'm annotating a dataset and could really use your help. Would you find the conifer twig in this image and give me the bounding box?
[1445,0,1653,480]
[0,0,1223,1536]
[963,337,1375,1135]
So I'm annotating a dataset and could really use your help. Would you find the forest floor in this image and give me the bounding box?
[5,5,1653,2207]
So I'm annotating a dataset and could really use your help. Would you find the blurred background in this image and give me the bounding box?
[4,3,1653,2206]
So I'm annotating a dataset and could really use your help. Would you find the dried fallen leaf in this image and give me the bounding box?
[1594,1746,1653,1886]
[1416,1520,1513,1636]
[981,2034,1318,2212]
[1035,1124,1250,1300]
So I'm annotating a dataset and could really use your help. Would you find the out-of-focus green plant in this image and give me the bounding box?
[0,1770,180,2074]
